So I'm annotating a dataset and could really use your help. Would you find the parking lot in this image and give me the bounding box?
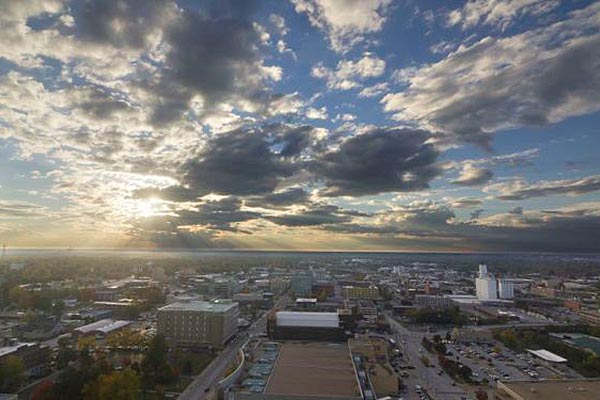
[442,338,582,384]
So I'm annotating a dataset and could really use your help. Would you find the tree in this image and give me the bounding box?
[83,368,140,400]
[31,379,56,400]
[141,335,175,386]
[54,367,91,400]
[9,286,31,309]
[0,355,26,392]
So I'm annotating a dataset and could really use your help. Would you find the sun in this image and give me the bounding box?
[132,198,168,218]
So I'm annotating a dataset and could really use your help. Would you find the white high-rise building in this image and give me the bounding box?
[498,279,514,299]
[476,264,498,301]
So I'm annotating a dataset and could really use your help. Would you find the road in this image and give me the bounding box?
[178,314,267,400]
[385,314,468,400]
[179,296,287,400]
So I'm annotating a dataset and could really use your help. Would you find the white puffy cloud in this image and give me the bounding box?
[312,54,386,90]
[292,0,392,52]
[452,164,494,186]
[305,106,328,120]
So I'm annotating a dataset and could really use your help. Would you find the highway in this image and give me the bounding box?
[385,313,468,400]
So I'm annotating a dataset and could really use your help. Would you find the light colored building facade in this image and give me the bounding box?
[269,277,289,294]
[498,279,515,299]
[343,285,379,300]
[476,264,498,301]
[157,301,239,348]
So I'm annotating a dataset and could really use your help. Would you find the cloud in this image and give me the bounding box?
[72,0,173,48]
[358,82,389,98]
[180,125,314,196]
[292,0,393,52]
[148,2,281,125]
[447,0,560,31]
[314,128,442,196]
[470,209,485,220]
[452,164,494,186]
[327,201,600,252]
[267,204,363,226]
[305,106,328,120]
[245,187,311,208]
[333,113,356,122]
[449,197,483,208]
[269,14,289,36]
[0,201,47,218]
[485,175,600,200]
[312,54,386,90]
[382,3,600,145]
[174,197,261,232]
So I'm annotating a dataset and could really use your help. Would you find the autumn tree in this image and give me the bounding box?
[141,335,175,386]
[83,368,140,400]
[0,355,26,392]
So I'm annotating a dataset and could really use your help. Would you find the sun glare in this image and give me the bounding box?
[132,198,168,218]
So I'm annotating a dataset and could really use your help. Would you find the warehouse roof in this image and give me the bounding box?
[527,349,567,363]
[266,342,361,399]
[74,319,131,335]
[276,311,339,328]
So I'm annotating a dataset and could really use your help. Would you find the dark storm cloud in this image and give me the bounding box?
[314,128,442,197]
[245,187,311,208]
[267,204,364,227]
[174,197,260,231]
[277,125,315,157]
[70,0,278,126]
[182,126,312,196]
[72,0,170,48]
[75,87,130,119]
[326,203,600,252]
[535,36,600,111]
[133,186,205,203]
[149,0,268,125]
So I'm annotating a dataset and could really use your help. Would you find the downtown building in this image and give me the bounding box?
[342,285,379,300]
[157,301,239,348]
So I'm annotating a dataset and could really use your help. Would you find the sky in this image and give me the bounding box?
[0,0,599,252]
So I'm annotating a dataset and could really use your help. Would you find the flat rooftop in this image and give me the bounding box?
[265,342,361,399]
[499,380,600,400]
[158,300,237,313]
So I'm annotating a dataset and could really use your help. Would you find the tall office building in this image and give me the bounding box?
[157,301,239,348]
[475,264,498,301]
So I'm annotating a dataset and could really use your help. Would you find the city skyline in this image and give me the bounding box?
[1,0,599,252]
